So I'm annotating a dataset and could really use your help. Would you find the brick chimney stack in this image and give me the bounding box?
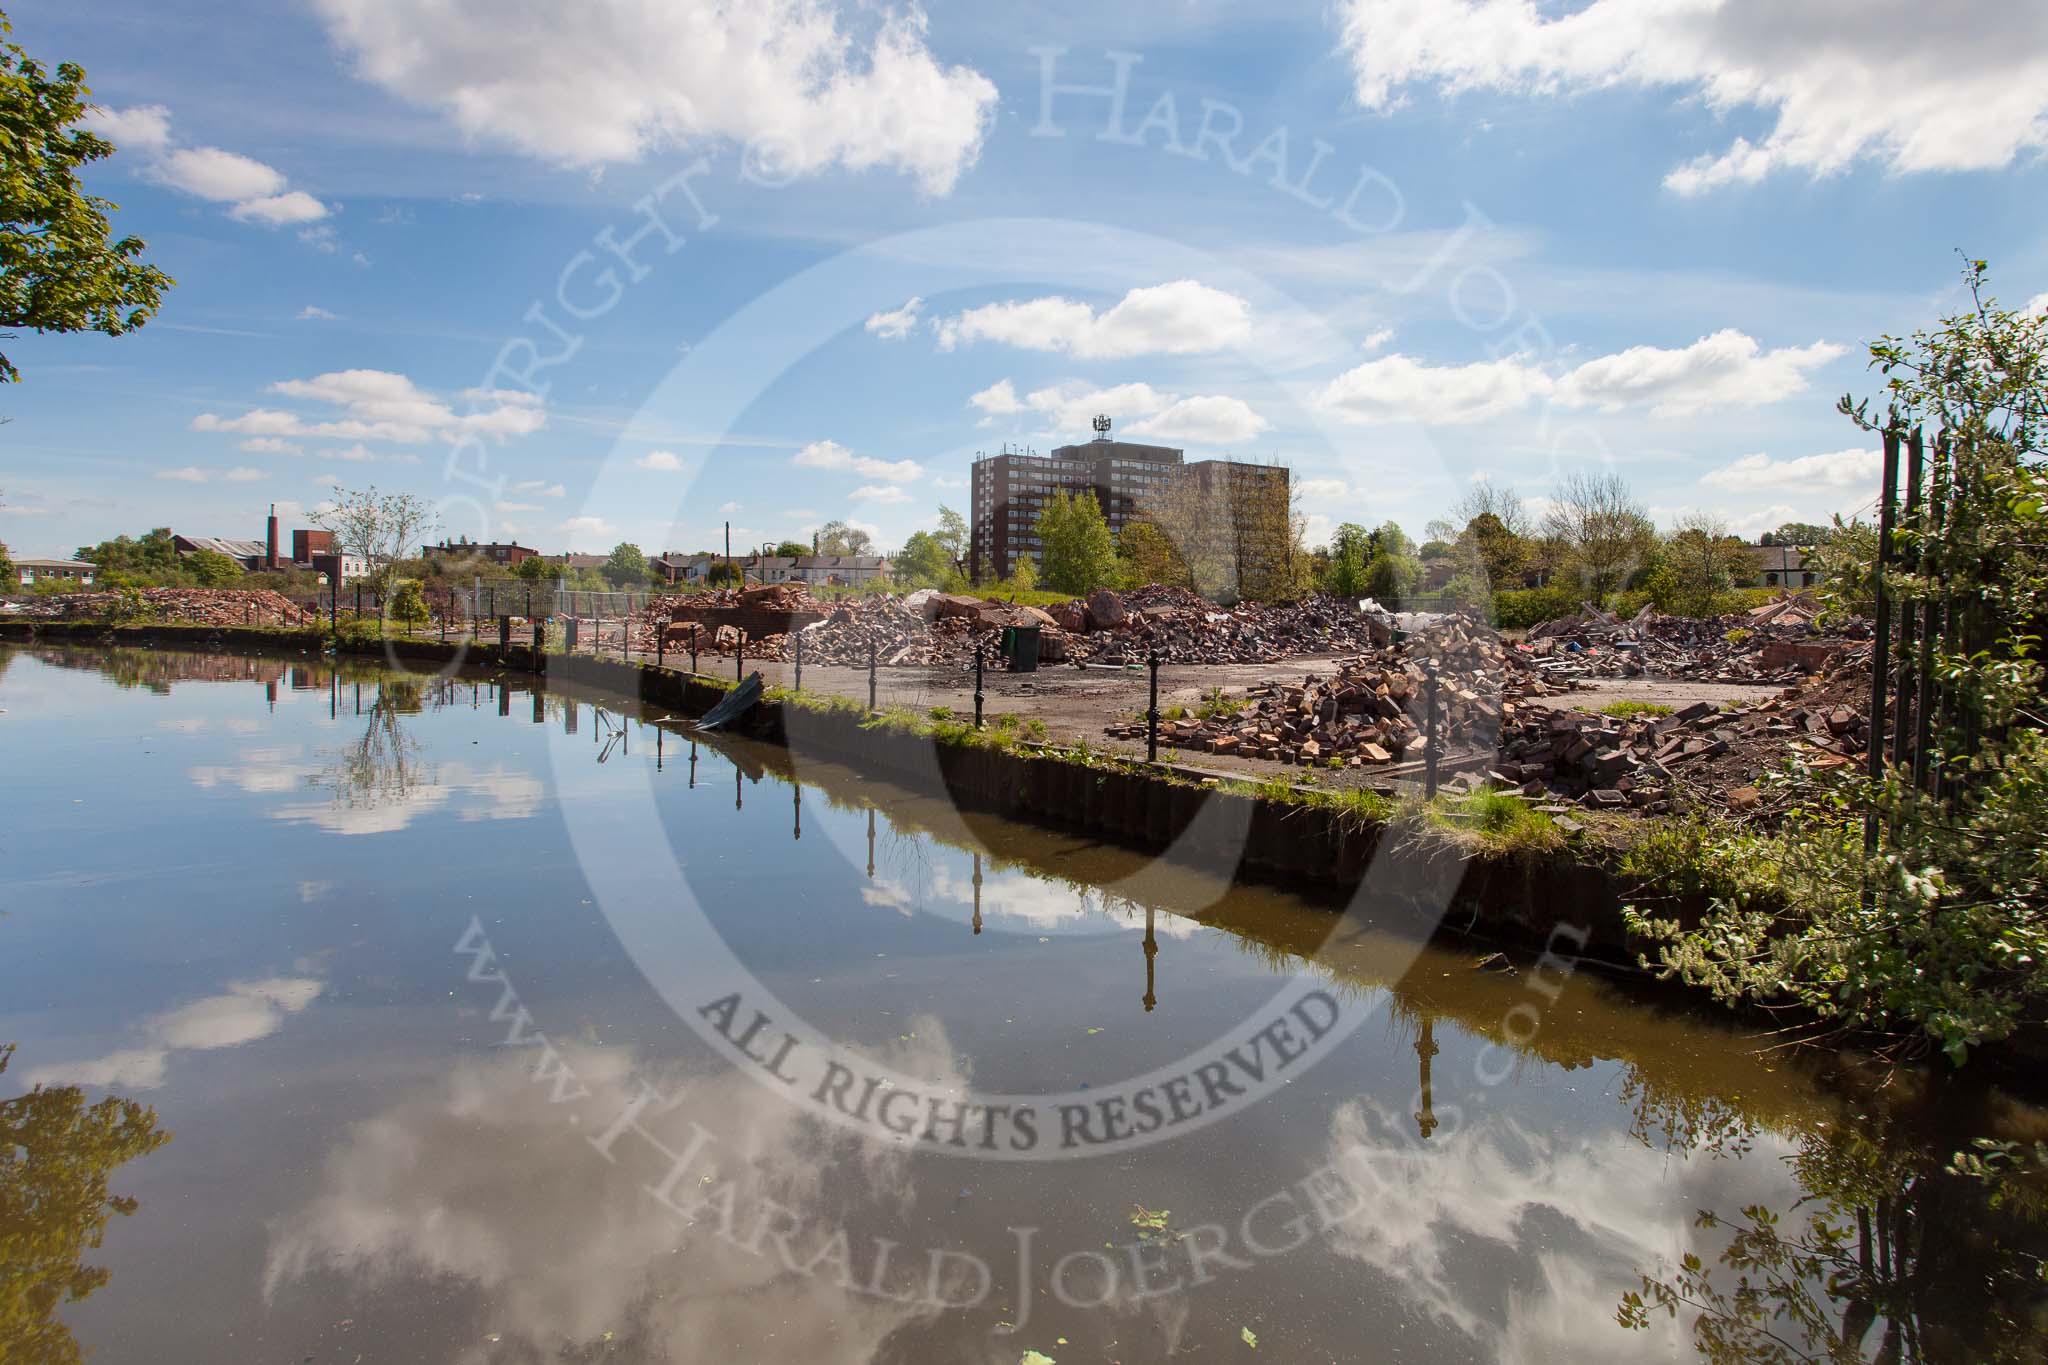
[266,503,279,570]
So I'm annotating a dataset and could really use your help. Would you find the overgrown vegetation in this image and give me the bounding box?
[1625,262,2048,1064]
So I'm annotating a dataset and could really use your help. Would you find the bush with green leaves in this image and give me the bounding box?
[1627,262,2048,1064]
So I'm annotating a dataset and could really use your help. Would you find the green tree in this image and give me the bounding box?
[1663,512,1747,616]
[387,577,428,631]
[1007,554,1037,594]
[0,17,173,384]
[891,530,951,588]
[1323,522,1371,598]
[1116,519,1190,590]
[512,554,555,583]
[772,540,809,559]
[815,519,872,556]
[1761,522,1833,548]
[75,527,178,578]
[1364,551,1421,607]
[704,560,741,588]
[933,505,969,578]
[186,548,242,587]
[1035,489,1117,595]
[1458,511,1528,591]
[0,1044,171,1365]
[1543,471,1656,600]
[600,541,647,588]
[1631,262,2048,1062]
[314,487,437,591]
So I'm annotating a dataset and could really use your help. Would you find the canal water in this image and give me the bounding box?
[2,645,2043,1363]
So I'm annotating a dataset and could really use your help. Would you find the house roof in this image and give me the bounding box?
[16,558,96,569]
[179,536,266,559]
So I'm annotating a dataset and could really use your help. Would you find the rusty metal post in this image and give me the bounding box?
[533,620,545,654]
[1424,666,1441,800]
[499,615,511,651]
[868,641,878,711]
[737,632,744,681]
[1147,648,1161,762]
[566,617,579,651]
[691,630,699,675]
[1866,423,1900,859]
[974,639,985,728]
[794,628,802,691]
[657,618,666,670]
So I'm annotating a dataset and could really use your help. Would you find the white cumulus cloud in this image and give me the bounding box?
[864,297,923,340]
[792,439,923,483]
[85,105,332,229]
[195,369,545,446]
[1316,330,1840,424]
[1314,353,1551,425]
[968,378,1023,418]
[1124,395,1270,446]
[1554,330,1842,416]
[313,0,997,194]
[935,280,1252,359]
[80,103,172,153]
[635,450,684,471]
[1335,0,2048,191]
[1699,447,1881,493]
[849,485,912,505]
[154,466,211,483]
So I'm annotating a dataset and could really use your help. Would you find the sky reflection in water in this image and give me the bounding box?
[1,645,2041,1364]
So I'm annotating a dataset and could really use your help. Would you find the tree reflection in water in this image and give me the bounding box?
[1618,1077,2048,1362]
[310,678,432,815]
[0,1044,170,1365]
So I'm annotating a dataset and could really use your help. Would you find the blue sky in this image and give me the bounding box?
[3,0,2044,560]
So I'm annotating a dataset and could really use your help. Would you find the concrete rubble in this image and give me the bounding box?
[632,584,1408,671]
[1101,616,1567,766]
[1522,593,1869,685]
[1485,645,1874,816]
[1,587,313,626]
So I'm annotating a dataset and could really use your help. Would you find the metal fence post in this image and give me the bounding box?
[329,590,336,633]
[657,618,666,670]
[794,629,802,691]
[868,641,877,711]
[974,639,985,729]
[737,631,744,681]
[1147,649,1161,762]
[1866,422,1901,860]
[534,620,545,654]
[1424,666,1441,800]
[691,630,699,674]
[355,583,363,618]
[499,615,511,651]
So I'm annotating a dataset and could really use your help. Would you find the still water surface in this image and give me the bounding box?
[2,645,2043,1363]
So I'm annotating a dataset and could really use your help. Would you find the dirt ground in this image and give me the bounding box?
[618,641,1803,789]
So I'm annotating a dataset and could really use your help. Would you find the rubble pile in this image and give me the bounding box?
[634,586,1023,670]
[2,587,311,626]
[1490,657,1873,815]
[628,585,1417,671]
[1522,595,1869,685]
[1101,617,1569,766]
[1063,589,1397,666]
